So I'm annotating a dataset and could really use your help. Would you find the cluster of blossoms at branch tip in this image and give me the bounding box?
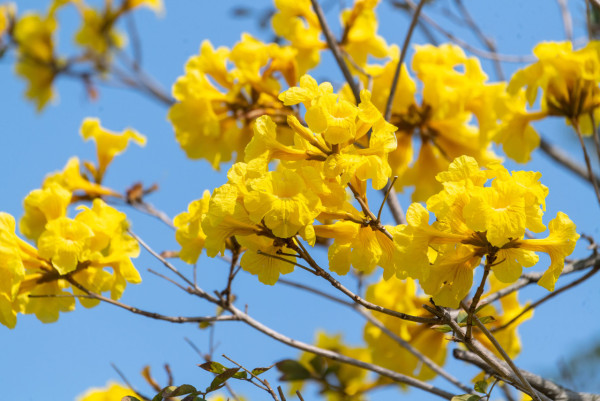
[174,74,579,309]
[0,118,145,328]
[0,0,162,111]
[395,155,579,308]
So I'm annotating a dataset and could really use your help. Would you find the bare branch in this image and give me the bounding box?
[460,301,542,401]
[492,265,600,333]
[227,303,456,399]
[539,137,600,188]
[64,276,238,324]
[454,349,600,401]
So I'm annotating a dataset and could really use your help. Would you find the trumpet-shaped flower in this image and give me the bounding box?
[173,190,211,264]
[20,183,71,242]
[13,12,60,111]
[237,235,295,285]
[395,156,578,307]
[37,216,94,275]
[244,167,322,238]
[80,118,146,181]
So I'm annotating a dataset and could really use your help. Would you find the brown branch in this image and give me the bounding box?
[453,0,505,80]
[398,0,535,63]
[63,276,238,324]
[539,137,600,188]
[227,303,456,399]
[465,258,492,340]
[454,349,600,401]
[460,301,542,401]
[492,265,600,333]
[290,239,439,324]
[573,118,600,206]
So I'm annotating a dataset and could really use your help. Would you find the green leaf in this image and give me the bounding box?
[162,384,197,397]
[276,359,311,381]
[251,364,274,376]
[121,397,142,401]
[309,356,326,375]
[451,395,481,401]
[474,380,488,393]
[198,361,227,374]
[232,371,248,380]
[182,396,206,401]
[478,315,496,325]
[206,367,241,392]
[433,325,453,333]
[457,311,468,324]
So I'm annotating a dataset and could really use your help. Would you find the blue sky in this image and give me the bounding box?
[1,1,599,400]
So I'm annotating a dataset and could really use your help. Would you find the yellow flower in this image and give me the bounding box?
[238,235,295,285]
[43,157,119,198]
[76,382,138,401]
[244,167,322,238]
[20,182,72,242]
[74,6,125,55]
[123,0,164,14]
[174,190,211,264]
[21,277,76,323]
[13,13,60,111]
[37,216,94,275]
[271,0,322,74]
[394,156,578,307]
[340,0,389,68]
[315,221,398,278]
[517,212,579,291]
[507,41,600,134]
[80,118,146,181]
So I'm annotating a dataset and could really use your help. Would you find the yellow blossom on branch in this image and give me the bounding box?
[394,155,579,307]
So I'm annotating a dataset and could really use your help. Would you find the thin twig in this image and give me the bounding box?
[492,265,600,333]
[556,0,574,42]
[356,307,475,394]
[228,303,455,399]
[222,354,279,400]
[64,276,238,324]
[453,0,505,80]
[128,229,196,288]
[466,259,491,340]
[399,0,535,63]
[377,176,398,221]
[384,0,427,122]
[310,0,360,101]
[290,239,438,324]
[479,252,600,306]
[572,118,600,206]
[460,302,542,401]
[539,137,600,188]
[111,363,150,401]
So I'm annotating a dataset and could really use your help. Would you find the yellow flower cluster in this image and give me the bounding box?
[395,155,579,307]
[349,44,503,201]
[174,75,400,284]
[272,0,388,71]
[0,119,144,328]
[168,35,302,168]
[6,0,162,110]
